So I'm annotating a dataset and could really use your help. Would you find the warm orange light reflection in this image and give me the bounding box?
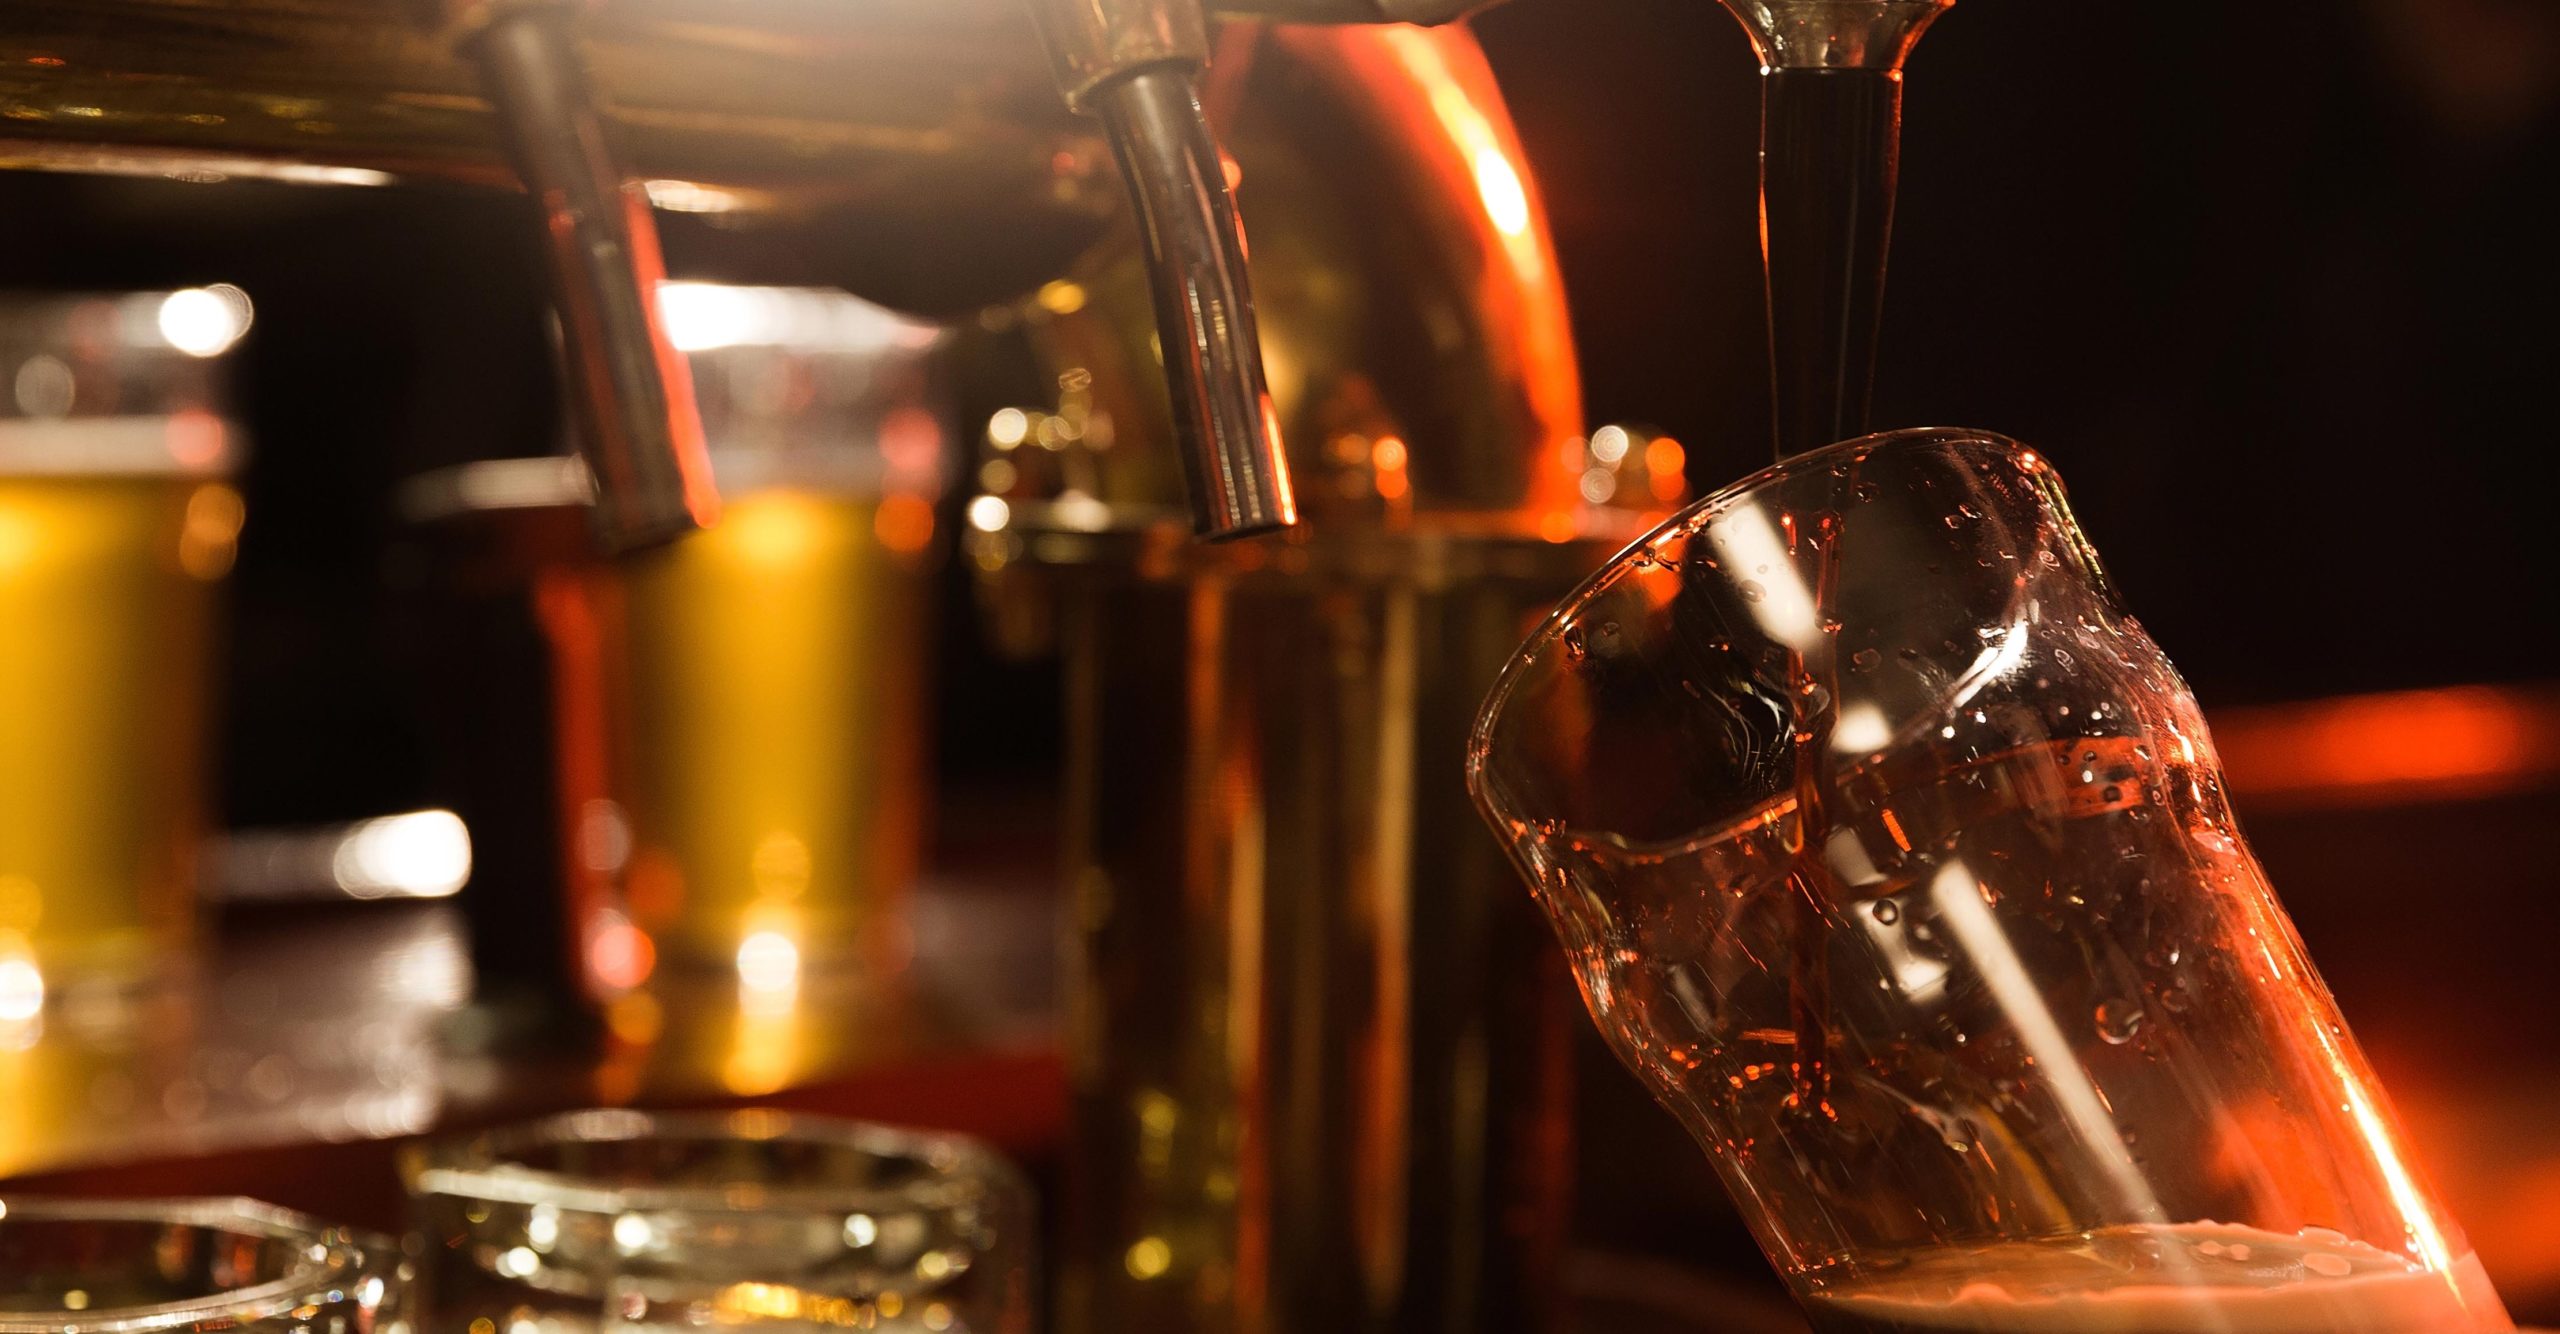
[1291,24,1583,529]
[1469,146,1531,237]
[2212,685,2559,810]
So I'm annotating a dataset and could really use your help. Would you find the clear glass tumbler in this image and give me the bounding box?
[402,1108,1032,1334]
[0,1197,409,1334]
[1468,428,2514,1332]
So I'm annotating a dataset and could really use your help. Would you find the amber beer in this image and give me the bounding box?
[603,486,937,979]
[524,284,948,1017]
[0,288,248,1000]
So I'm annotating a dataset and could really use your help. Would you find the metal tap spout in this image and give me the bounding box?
[1028,0,1293,541]
[454,0,720,550]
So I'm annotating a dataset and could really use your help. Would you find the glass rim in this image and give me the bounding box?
[0,1197,397,1334]
[1464,426,2038,815]
[402,1107,1022,1219]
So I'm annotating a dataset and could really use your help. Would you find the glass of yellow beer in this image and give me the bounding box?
[0,287,249,1025]
[404,284,946,1082]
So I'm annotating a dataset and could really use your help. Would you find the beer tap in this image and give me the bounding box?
[1720,0,1951,459]
[433,0,720,550]
[1026,0,1296,542]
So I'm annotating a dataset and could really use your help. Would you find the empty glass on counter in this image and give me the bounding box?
[1469,428,2512,1332]
[403,1108,1032,1334]
[0,1197,409,1334]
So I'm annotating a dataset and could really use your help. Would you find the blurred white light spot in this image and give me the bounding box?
[966,495,1012,533]
[158,285,253,357]
[1708,503,1821,652]
[1578,468,1617,505]
[657,281,937,354]
[613,1213,655,1253]
[659,282,759,352]
[497,1247,538,1279]
[0,958,43,1022]
[736,930,801,995]
[1831,702,1894,756]
[61,1291,88,1312]
[987,407,1030,449]
[357,1277,385,1307]
[1589,424,1630,465]
[14,354,75,418]
[844,1213,878,1247]
[526,1206,559,1251]
[332,810,472,899]
[643,179,744,214]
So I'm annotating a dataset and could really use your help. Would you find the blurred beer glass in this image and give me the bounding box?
[0,288,248,1015]
[1469,429,2514,1333]
[597,285,945,991]
[406,284,946,1022]
[404,1108,1033,1334]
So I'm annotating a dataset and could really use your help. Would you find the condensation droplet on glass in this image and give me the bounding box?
[1853,481,1881,503]
[2095,1000,2144,1044]
[1849,648,1881,673]
[1870,899,1899,925]
[1739,580,1767,603]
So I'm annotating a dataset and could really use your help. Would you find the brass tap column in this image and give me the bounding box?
[974,22,1684,1332]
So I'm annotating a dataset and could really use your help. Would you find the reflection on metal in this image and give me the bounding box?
[1091,67,1296,541]
[1025,0,1295,540]
[2212,685,2560,811]
[461,3,718,552]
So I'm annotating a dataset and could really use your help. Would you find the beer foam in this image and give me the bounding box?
[1808,1222,2512,1333]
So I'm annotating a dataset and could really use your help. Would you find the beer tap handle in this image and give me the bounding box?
[440,0,720,550]
[1027,0,1295,542]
